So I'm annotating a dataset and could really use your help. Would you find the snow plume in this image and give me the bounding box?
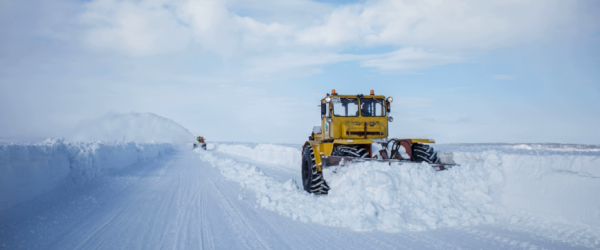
[68,112,195,144]
[0,138,173,211]
[197,143,600,234]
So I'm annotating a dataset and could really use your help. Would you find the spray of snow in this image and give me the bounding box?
[0,138,173,211]
[67,112,195,144]
[197,143,600,235]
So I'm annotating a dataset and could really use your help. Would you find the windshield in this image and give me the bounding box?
[332,97,358,117]
[360,98,386,117]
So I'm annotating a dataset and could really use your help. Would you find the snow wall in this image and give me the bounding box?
[204,143,600,232]
[67,112,195,144]
[0,138,173,212]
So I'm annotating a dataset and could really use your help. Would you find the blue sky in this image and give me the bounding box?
[1,0,599,144]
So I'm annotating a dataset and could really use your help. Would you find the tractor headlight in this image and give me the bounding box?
[387,96,393,103]
[388,116,393,122]
[325,96,331,103]
[326,118,332,123]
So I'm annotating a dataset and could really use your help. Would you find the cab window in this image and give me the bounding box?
[360,98,386,117]
[332,97,358,117]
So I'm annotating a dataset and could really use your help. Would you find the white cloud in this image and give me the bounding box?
[3,0,587,79]
[80,0,192,56]
[242,52,360,80]
[77,0,577,60]
[295,0,572,50]
[223,0,335,24]
[242,47,464,79]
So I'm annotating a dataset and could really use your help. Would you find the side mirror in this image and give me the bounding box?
[321,103,326,115]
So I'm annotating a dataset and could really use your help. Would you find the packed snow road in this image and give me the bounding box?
[0,145,598,249]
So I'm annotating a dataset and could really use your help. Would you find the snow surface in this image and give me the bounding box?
[1,140,599,249]
[67,112,196,144]
[0,138,172,211]
[197,142,600,246]
[436,143,600,228]
[213,143,302,167]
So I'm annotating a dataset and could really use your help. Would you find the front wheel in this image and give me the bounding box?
[301,145,330,195]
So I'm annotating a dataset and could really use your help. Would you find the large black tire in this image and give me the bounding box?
[201,143,207,150]
[301,145,330,195]
[412,143,440,164]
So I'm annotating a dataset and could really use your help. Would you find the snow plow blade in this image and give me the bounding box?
[321,156,457,171]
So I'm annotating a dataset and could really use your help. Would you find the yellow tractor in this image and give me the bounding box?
[301,90,453,195]
[195,136,207,150]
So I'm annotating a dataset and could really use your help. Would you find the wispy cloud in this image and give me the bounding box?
[242,48,463,80]
[360,48,463,74]
[71,0,579,77]
[242,52,360,81]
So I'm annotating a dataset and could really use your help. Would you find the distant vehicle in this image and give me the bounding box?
[194,136,207,150]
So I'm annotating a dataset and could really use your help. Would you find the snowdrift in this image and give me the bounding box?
[0,138,173,211]
[436,143,600,228]
[199,143,600,233]
[67,112,195,144]
[214,143,302,167]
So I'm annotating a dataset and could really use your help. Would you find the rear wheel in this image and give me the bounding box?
[412,143,440,164]
[301,145,330,195]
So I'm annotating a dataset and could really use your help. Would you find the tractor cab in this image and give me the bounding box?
[316,89,393,141]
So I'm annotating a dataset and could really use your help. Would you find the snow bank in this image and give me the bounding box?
[439,144,600,228]
[198,149,500,232]
[213,143,301,167]
[0,138,173,211]
[67,112,195,144]
[199,143,600,232]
